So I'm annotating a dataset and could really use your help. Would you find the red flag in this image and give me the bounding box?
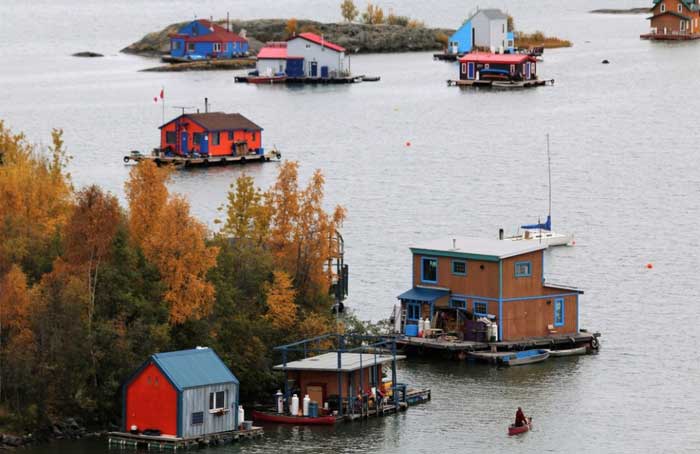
[153,96,158,103]
[160,88,164,99]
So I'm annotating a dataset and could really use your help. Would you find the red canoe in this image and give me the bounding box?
[252,410,337,426]
[508,420,532,436]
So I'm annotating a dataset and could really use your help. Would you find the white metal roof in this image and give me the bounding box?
[273,352,405,372]
[410,237,546,260]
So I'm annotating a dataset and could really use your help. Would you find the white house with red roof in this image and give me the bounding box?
[286,33,349,78]
[169,19,249,59]
[255,42,303,76]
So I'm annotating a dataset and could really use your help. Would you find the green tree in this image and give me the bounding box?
[341,0,359,22]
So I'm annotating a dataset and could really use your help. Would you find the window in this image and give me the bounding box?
[461,63,467,73]
[473,301,488,317]
[450,299,466,309]
[407,302,421,321]
[187,42,195,52]
[228,131,234,140]
[193,132,203,145]
[678,3,682,12]
[515,261,532,277]
[191,412,204,425]
[172,41,181,50]
[209,390,227,411]
[212,132,220,146]
[213,42,221,52]
[251,131,257,141]
[660,3,665,12]
[502,24,505,33]
[554,298,565,327]
[484,63,490,69]
[421,257,438,283]
[451,260,467,276]
[165,131,176,144]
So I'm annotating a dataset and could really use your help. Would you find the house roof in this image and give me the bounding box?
[653,0,700,11]
[291,32,346,53]
[151,348,238,390]
[544,283,584,294]
[459,52,535,64]
[410,236,546,261]
[397,287,450,302]
[476,8,509,20]
[160,112,263,132]
[647,10,692,20]
[273,352,405,372]
[257,46,304,60]
[171,19,248,43]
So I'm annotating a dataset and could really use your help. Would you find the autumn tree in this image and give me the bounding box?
[221,174,271,245]
[125,161,218,325]
[285,18,298,38]
[362,3,384,25]
[264,271,297,330]
[340,0,359,22]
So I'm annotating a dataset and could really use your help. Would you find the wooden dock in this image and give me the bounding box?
[447,78,555,88]
[397,331,600,360]
[107,427,263,451]
[640,33,700,40]
[123,148,281,168]
[235,75,366,85]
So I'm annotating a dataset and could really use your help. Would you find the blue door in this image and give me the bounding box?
[320,66,329,78]
[467,62,475,79]
[200,134,209,155]
[310,61,318,77]
[180,131,188,155]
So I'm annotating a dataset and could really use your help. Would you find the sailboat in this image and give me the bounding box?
[502,135,573,248]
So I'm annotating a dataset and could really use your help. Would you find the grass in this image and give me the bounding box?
[515,31,572,49]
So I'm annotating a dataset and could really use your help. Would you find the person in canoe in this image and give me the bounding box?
[515,407,528,427]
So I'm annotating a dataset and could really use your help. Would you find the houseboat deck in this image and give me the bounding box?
[447,78,555,88]
[434,53,461,61]
[397,331,600,358]
[640,33,700,40]
[107,427,263,451]
[123,149,281,168]
[235,75,366,84]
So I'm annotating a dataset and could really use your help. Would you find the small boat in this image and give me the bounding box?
[508,418,532,436]
[252,410,337,426]
[361,75,381,82]
[546,346,587,357]
[503,135,573,248]
[247,75,287,84]
[500,349,549,366]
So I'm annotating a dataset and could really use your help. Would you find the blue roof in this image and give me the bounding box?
[398,287,450,302]
[151,348,238,391]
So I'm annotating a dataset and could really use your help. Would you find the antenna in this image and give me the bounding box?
[546,133,552,222]
[172,106,194,116]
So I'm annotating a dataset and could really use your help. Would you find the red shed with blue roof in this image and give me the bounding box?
[123,347,239,438]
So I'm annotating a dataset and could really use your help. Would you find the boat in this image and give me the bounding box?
[508,418,533,436]
[251,410,338,426]
[503,134,573,248]
[247,75,287,84]
[546,346,587,357]
[499,349,549,366]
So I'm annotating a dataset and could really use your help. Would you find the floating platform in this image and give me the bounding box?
[123,149,281,168]
[235,75,368,85]
[397,331,600,361]
[447,78,555,88]
[640,33,700,40]
[107,427,263,451]
[433,53,461,61]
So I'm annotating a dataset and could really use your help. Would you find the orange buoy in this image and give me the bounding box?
[406,141,411,147]
[646,263,653,269]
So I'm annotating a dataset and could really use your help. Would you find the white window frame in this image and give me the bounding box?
[660,3,666,12]
[213,42,221,52]
[678,3,682,12]
[209,390,228,412]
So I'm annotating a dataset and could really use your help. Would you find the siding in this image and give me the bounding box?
[181,383,238,437]
[412,255,499,299]
[256,58,286,75]
[125,363,178,436]
[501,294,577,340]
[289,368,376,407]
[287,38,347,76]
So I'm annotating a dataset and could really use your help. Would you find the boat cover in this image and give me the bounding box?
[521,215,551,231]
[397,287,450,302]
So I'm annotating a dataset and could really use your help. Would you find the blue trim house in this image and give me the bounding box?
[447,8,515,55]
[123,348,240,438]
[170,19,249,59]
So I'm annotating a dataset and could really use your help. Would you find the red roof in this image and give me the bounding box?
[458,52,535,64]
[292,33,346,53]
[171,19,247,43]
[258,46,288,59]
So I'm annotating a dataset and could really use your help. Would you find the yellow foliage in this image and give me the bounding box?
[264,270,297,330]
[285,18,298,38]
[222,174,271,244]
[362,3,384,24]
[0,265,32,339]
[340,0,359,22]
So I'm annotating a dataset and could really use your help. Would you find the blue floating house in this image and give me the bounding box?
[169,19,249,59]
[447,8,515,55]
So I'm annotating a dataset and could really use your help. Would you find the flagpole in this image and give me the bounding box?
[162,87,165,124]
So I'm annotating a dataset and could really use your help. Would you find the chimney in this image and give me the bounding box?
[452,238,457,250]
[204,97,208,113]
[227,12,230,32]
[499,229,504,240]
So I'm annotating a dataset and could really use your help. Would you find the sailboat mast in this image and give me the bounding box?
[547,133,552,221]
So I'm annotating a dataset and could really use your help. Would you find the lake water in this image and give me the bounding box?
[2,0,700,452]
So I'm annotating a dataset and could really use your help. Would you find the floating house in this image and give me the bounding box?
[286,33,349,78]
[395,237,583,342]
[641,0,700,39]
[458,52,537,81]
[447,9,515,55]
[159,112,263,157]
[122,348,240,438]
[255,42,304,77]
[169,19,249,59]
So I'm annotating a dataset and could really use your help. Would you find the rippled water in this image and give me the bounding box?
[2,0,700,452]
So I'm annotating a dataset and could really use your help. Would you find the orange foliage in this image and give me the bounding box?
[264,270,297,330]
[125,162,218,324]
[0,265,33,342]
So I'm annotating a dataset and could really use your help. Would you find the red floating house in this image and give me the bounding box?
[159,112,263,157]
[458,52,538,81]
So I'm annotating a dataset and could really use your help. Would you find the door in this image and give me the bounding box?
[310,61,318,77]
[467,62,475,79]
[200,133,209,155]
[180,131,188,155]
[306,385,324,406]
[524,62,531,79]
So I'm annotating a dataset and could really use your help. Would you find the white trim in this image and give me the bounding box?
[660,3,666,12]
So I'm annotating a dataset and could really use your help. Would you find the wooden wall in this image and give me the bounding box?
[501,294,577,340]
[412,255,499,298]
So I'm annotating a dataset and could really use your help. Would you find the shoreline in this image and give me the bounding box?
[589,7,649,14]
